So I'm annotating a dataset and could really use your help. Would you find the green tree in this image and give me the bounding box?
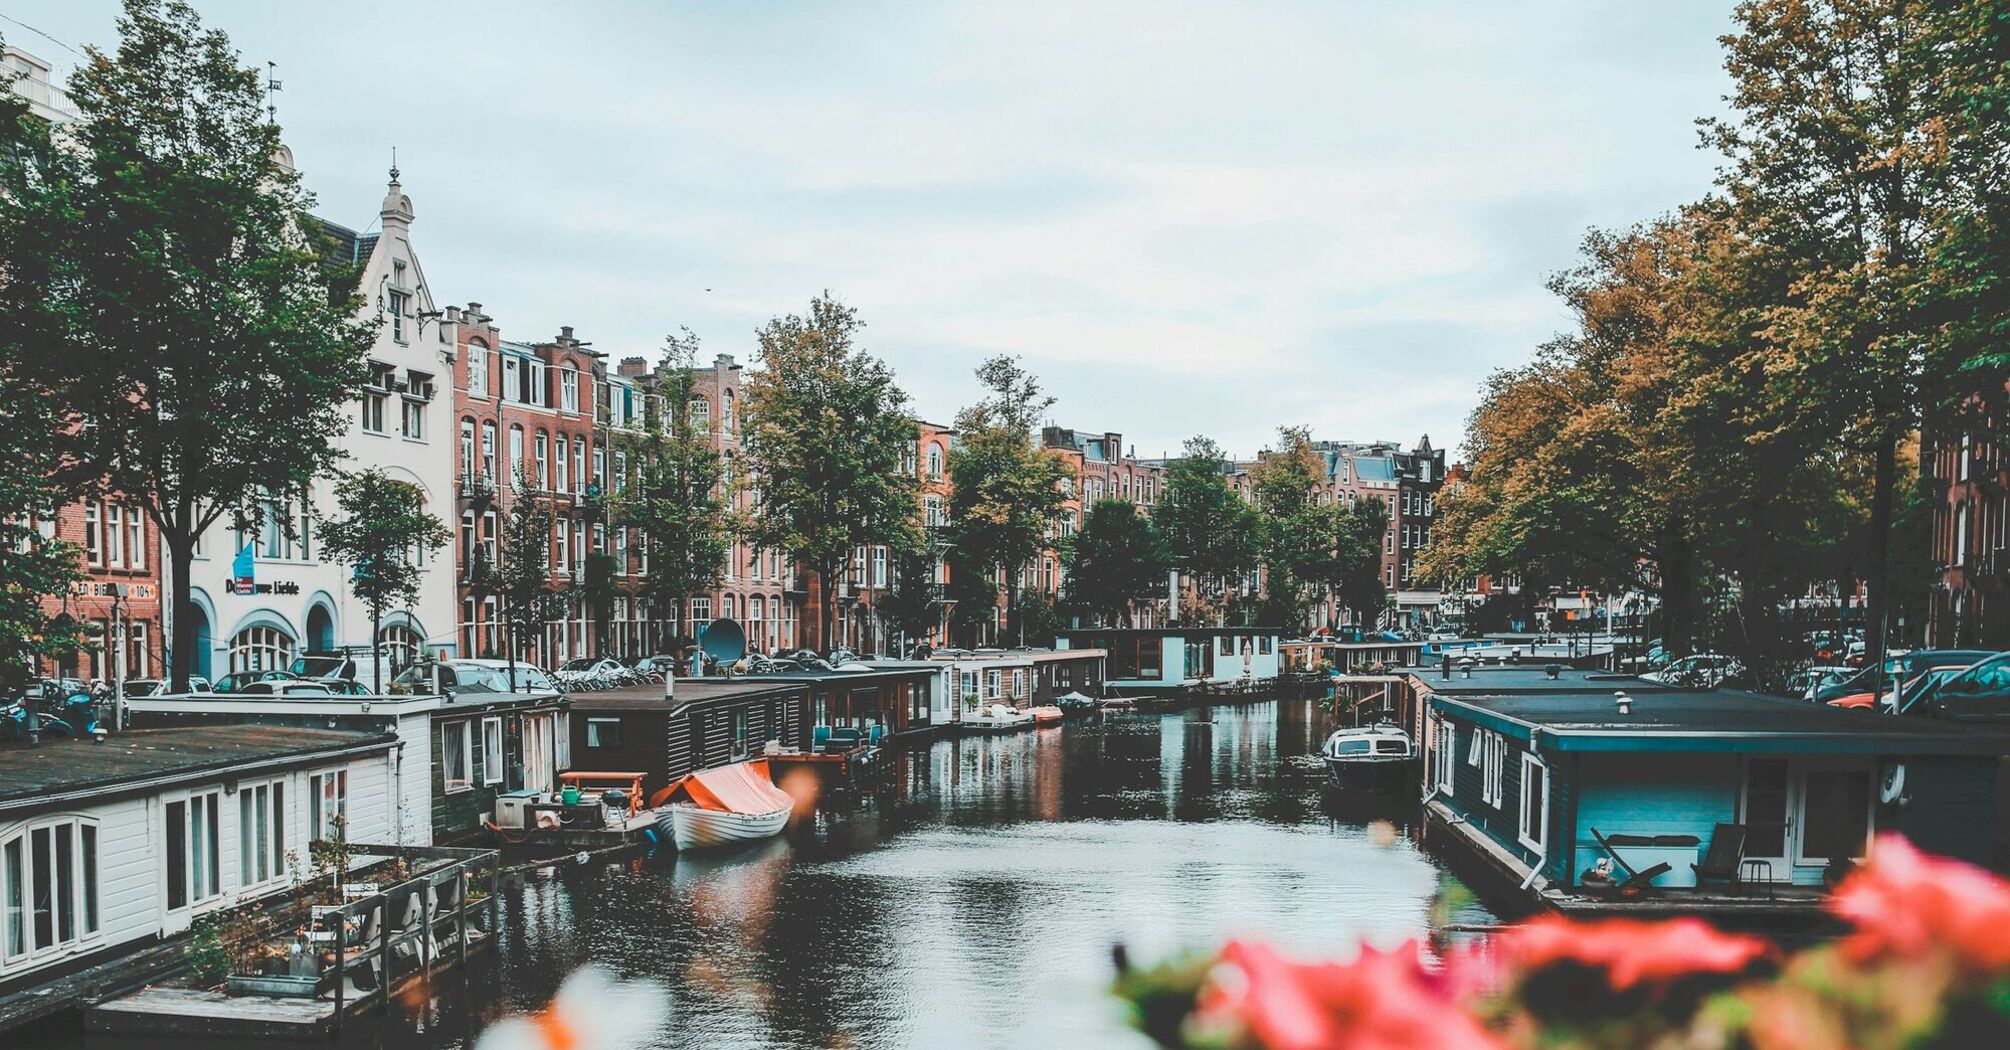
[1155,437,1258,624]
[0,1,377,691]
[879,541,943,654]
[315,469,450,691]
[498,475,567,685]
[740,294,919,652]
[1064,499,1172,627]
[1246,426,1335,630]
[947,356,1069,645]
[0,55,88,688]
[1334,497,1390,630]
[621,330,732,651]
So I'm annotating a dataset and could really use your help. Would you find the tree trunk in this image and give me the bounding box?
[1865,431,1897,687]
[167,530,196,694]
[504,593,518,691]
[370,604,383,693]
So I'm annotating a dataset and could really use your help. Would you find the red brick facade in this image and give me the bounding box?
[33,498,164,683]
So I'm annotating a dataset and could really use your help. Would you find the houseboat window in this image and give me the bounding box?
[1479,732,1505,807]
[309,770,348,842]
[1467,729,1484,767]
[239,781,284,888]
[1260,635,1274,655]
[1218,636,1233,657]
[164,801,187,910]
[1335,739,1373,754]
[1012,670,1026,698]
[1518,754,1548,852]
[443,720,473,793]
[1,819,102,960]
[587,717,623,749]
[987,670,1002,699]
[1436,723,1456,794]
[555,712,571,770]
[731,709,750,761]
[1800,769,1872,864]
[482,717,504,786]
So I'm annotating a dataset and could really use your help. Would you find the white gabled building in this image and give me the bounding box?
[174,169,459,683]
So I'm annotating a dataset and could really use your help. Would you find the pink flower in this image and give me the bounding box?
[1830,833,2010,971]
[1503,915,1773,990]
[1199,939,1503,1050]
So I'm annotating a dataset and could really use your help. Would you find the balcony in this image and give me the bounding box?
[458,474,496,503]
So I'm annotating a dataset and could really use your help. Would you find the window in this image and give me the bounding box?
[690,398,711,429]
[986,669,1002,699]
[442,720,473,792]
[309,769,348,842]
[1518,753,1547,851]
[509,426,524,486]
[503,356,519,403]
[388,289,409,342]
[1480,731,1506,807]
[554,434,569,493]
[572,439,586,495]
[480,421,498,481]
[1011,669,1026,698]
[482,717,504,786]
[535,431,549,489]
[468,339,489,397]
[460,419,476,479]
[1436,723,1456,794]
[730,708,749,761]
[83,503,101,565]
[872,547,887,588]
[926,444,943,478]
[362,389,386,433]
[402,398,424,439]
[166,792,221,909]
[561,368,579,412]
[228,626,295,674]
[2,819,100,960]
[586,717,623,749]
[238,781,285,888]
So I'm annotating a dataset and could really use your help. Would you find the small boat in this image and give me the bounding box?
[962,703,1036,733]
[1029,704,1065,726]
[1098,696,1137,714]
[1054,691,1100,717]
[648,759,793,851]
[1320,723,1416,791]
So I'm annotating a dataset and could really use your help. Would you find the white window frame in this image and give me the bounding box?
[238,779,286,890]
[309,769,348,843]
[1481,732,1506,807]
[1436,721,1456,795]
[555,711,571,770]
[1,816,103,964]
[443,719,474,793]
[586,717,622,749]
[1517,752,1548,852]
[165,790,223,912]
[481,717,504,786]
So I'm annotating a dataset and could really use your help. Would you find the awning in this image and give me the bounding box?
[649,759,793,811]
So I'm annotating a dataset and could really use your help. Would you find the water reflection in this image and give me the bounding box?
[48,699,1490,1050]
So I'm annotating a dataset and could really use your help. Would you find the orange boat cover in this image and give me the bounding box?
[649,759,793,812]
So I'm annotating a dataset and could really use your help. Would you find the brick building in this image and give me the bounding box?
[32,499,163,684]
[1925,418,2010,648]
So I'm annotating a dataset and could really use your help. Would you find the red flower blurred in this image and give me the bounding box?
[1830,833,2010,971]
[1503,915,1772,990]
[1200,939,1503,1050]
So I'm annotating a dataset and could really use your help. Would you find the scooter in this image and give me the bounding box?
[0,693,73,743]
[47,690,108,741]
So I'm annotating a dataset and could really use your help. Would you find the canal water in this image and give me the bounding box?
[60,698,1496,1050]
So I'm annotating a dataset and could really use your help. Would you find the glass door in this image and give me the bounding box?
[1741,758,1792,871]
[1795,768,1872,867]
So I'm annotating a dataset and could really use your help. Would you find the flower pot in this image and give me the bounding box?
[227,973,321,999]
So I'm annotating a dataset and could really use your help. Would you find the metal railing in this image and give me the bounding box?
[317,843,500,1031]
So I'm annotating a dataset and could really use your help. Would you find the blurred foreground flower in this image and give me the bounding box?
[1830,832,2010,971]
[1194,939,1502,1050]
[476,966,668,1050]
[1503,915,1773,992]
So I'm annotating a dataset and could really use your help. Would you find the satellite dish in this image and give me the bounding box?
[699,618,747,669]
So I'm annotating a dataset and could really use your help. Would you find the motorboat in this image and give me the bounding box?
[648,759,793,851]
[1320,723,1416,791]
[1053,691,1100,717]
[961,703,1036,733]
[1028,704,1065,726]
[1098,696,1137,714]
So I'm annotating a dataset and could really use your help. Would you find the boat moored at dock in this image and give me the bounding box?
[1320,723,1416,791]
[649,759,795,851]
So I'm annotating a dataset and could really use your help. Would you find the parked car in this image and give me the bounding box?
[212,669,301,694]
[233,680,337,697]
[1639,653,1741,687]
[560,657,626,677]
[121,675,213,696]
[391,659,559,696]
[630,654,681,676]
[1908,651,2010,721]
[1811,649,1997,704]
[1787,665,1856,701]
[1827,665,1971,712]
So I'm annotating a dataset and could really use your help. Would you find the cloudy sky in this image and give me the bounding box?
[9,1,1734,459]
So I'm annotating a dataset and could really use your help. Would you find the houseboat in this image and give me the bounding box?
[1423,687,2010,921]
[1059,628,1283,698]
[124,685,570,845]
[0,726,399,1032]
[565,679,808,803]
[1283,637,1426,675]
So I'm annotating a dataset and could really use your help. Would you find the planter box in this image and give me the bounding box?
[226,973,321,999]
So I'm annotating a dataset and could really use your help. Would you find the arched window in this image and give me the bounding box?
[467,338,489,397]
[769,595,782,653]
[480,421,497,481]
[535,430,549,489]
[508,425,524,487]
[750,595,766,647]
[459,418,475,479]
[723,389,736,434]
[553,432,569,493]
[572,438,586,495]
[722,593,736,621]
[690,397,711,430]
[926,444,943,479]
[377,624,424,674]
[228,626,294,673]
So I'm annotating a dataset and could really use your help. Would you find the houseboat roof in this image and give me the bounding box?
[1431,690,2010,755]
[753,667,940,685]
[0,725,396,814]
[1063,627,1283,639]
[1409,667,1677,694]
[564,679,805,711]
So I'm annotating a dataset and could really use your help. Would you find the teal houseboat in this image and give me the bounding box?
[1060,628,1282,695]
[1425,688,2010,918]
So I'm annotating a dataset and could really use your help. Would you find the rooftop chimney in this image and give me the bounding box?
[560,325,575,343]
[619,356,648,377]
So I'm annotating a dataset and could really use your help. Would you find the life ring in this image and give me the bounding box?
[1879,761,1907,805]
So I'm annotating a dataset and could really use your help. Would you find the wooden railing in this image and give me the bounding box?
[317,843,501,1032]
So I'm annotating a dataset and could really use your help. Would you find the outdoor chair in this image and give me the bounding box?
[1692,823,1749,889]
[1588,827,1673,893]
[811,725,833,753]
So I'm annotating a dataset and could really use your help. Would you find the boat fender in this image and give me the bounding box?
[1879,761,1908,806]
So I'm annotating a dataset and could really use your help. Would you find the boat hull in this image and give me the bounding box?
[1323,756,1414,792]
[659,803,790,851]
